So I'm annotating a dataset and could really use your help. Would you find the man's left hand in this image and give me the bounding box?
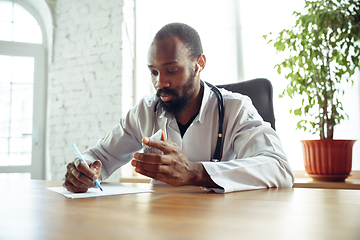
[131,132,207,187]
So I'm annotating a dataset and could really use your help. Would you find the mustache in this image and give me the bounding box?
[156,88,178,98]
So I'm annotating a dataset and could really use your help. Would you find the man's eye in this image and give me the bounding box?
[168,69,178,74]
[151,70,158,76]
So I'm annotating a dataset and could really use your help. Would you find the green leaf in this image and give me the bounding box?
[294,108,302,116]
[351,55,359,66]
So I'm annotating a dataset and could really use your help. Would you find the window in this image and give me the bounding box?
[0,0,42,43]
[0,0,47,179]
[0,55,34,166]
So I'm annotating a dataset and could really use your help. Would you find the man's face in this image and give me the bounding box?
[148,37,197,118]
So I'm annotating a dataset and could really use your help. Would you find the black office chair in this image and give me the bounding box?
[217,78,276,130]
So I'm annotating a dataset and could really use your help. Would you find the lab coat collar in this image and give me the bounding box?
[198,80,212,125]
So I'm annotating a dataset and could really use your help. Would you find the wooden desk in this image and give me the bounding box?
[1,180,360,240]
[293,170,360,190]
[294,178,360,190]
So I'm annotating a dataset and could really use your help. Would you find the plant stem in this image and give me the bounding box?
[327,25,334,139]
[316,79,325,139]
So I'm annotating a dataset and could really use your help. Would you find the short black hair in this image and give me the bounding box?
[153,23,203,60]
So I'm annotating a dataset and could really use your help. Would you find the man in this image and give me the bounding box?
[64,23,294,193]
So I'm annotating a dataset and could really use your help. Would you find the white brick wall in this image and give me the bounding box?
[47,0,127,181]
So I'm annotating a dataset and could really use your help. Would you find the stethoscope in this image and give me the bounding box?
[153,80,225,162]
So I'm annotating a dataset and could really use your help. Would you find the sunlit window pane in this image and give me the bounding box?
[10,118,33,138]
[0,173,31,180]
[0,1,12,22]
[8,152,31,166]
[10,137,32,153]
[10,84,33,129]
[0,55,34,167]
[13,2,37,24]
[0,119,10,138]
[0,1,42,44]
[13,22,42,44]
[0,55,12,83]
[0,139,9,155]
[0,22,12,41]
[0,128,10,140]
[12,57,34,83]
[9,138,22,153]
[22,136,32,153]
[0,153,9,166]
[0,83,11,138]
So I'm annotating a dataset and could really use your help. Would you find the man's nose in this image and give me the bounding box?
[154,73,170,89]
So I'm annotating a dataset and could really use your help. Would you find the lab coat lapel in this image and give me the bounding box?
[167,118,182,148]
[157,110,182,148]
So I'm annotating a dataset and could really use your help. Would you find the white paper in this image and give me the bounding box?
[47,185,154,199]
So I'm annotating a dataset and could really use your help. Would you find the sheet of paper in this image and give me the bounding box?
[47,184,154,199]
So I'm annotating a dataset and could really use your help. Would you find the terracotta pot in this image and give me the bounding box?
[301,139,356,182]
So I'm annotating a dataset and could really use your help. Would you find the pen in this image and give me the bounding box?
[71,143,103,191]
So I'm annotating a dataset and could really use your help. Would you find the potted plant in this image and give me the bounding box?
[263,0,360,181]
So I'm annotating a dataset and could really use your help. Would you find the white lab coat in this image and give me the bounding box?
[83,82,294,193]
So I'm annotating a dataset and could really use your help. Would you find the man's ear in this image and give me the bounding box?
[197,54,206,72]
[196,64,201,76]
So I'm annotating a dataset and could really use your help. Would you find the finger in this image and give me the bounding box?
[131,159,168,173]
[64,171,90,192]
[160,132,177,147]
[69,169,96,188]
[67,162,96,187]
[64,178,88,193]
[66,174,89,189]
[133,152,171,164]
[149,134,177,147]
[142,137,175,153]
[134,167,167,182]
[89,160,102,178]
[74,159,98,180]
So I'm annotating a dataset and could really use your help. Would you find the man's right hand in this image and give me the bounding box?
[64,159,102,193]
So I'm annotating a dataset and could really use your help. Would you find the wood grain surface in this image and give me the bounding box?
[1,180,360,240]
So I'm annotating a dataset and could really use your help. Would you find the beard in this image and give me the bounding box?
[156,70,195,119]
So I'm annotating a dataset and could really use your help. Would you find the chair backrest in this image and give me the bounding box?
[217,78,276,130]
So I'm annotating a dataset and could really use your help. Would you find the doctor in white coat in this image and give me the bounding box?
[64,23,294,193]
